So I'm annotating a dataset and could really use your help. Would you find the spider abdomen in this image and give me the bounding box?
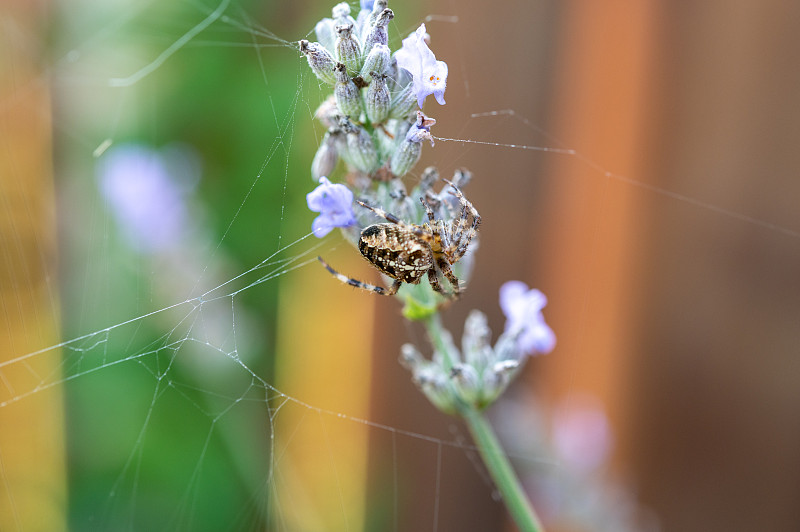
[358,223,433,283]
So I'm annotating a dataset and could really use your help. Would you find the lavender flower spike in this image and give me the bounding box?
[394,23,448,108]
[306,177,357,237]
[499,281,556,355]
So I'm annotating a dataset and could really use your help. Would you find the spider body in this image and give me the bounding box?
[358,223,434,284]
[319,180,480,298]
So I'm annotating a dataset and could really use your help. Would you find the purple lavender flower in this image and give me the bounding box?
[306,176,357,237]
[98,144,198,253]
[394,23,448,108]
[360,0,374,10]
[499,280,556,355]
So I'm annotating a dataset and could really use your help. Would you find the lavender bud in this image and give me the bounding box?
[482,360,521,405]
[334,24,362,75]
[314,96,340,129]
[391,119,412,144]
[360,43,390,84]
[311,130,340,181]
[450,364,481,406]
[389,85,419,120]
[365,73,390,124]
[314,19,336,54]
[415,366,456,414]
[462,310,493,370]
[390,139,422,178]
[367,0,389,30]
[354,3,371,41]
[493,331,521,363]
[386,55,401,92]
[430,323,461,367]
[419,166,440,192]
[334,63,362,118]
[399,344,425,371]
[362,8,393,57]
[332,2,357,28]
[299,40,336,85]
[388,177,408,200]
[451,167,473,188]
[390,112,435,177]
[341,118,379,174]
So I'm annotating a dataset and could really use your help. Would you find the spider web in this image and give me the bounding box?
[2,0,798,531]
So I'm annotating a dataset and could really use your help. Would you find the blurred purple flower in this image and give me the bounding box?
[98,144,198,253]
[499,280,556,355]
[552,395,613,473]
[306,176,356,237]
[360,0,374,10]
[394,23,448,108]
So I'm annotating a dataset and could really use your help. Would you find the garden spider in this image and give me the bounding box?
[318,180,481,298]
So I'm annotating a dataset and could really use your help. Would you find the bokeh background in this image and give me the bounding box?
[1,0,799,531]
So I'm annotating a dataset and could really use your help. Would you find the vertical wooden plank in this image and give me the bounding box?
[535,0,660,468]
[632,2,800,530]
[273,249,375,532]
[0,1,67,530]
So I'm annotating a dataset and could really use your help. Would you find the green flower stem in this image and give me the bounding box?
[461,406,544,532]
[422,314,545,532]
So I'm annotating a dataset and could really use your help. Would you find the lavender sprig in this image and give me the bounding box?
[297,4,551,530]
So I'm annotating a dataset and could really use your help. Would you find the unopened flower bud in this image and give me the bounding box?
[400,344,425,371]
[450,364,481,405]
[482,360,521,405]
[388,177,408,200]
[314,19,336,54]
[334,63,361,118]
[314,96,340,129]
[367,0,388,29]
[386,56,401,91]
[365,73,390,124]
[451,167,473,188]
[419,166,440,192]
[355,2,372,41]
[462,310,492,370]
[390,140,423,178]
[390,112,435,177]
[311,130,340,181]
[389,85,418,120]
[299,40,336,85]
[335,24,362,75]
[341,117,379,174]
[415,366,456,414]
[332,2,357,28]
[360,43,390,84]
[362,8,393,56]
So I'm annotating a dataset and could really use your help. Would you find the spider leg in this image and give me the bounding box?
[436,256,461,297]
[419,196,436,224]
[426,266,447,297]
[443,180,469,245]
[447,209,468,258]
[450,223,479,264]
[442,180,481,263]
[419,196,453,255]
[318,257,401,296]
[356,200,402,225]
